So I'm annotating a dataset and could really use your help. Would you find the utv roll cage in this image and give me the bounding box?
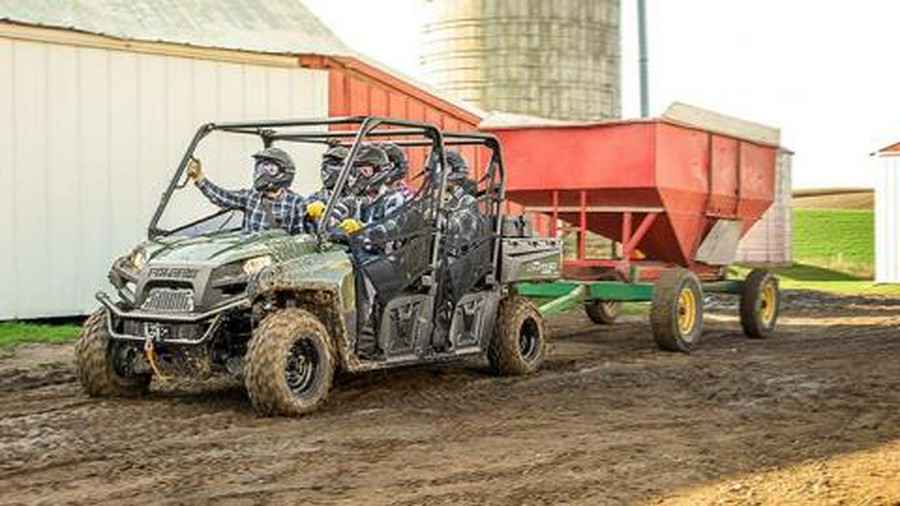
[147,116,507,276]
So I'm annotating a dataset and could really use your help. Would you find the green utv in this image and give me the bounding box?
[76,117,563,416]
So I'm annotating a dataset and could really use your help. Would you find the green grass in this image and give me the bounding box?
[732,264,900,297]
[765,207,900,295]
[0,322,82,349]
[774,264,900,296]
[792,209,873,277]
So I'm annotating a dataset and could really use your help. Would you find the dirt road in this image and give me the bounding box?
[2,290,899,505]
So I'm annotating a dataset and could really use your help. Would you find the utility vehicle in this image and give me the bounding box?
[76,117,561,416]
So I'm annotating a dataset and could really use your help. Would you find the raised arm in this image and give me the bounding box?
[187,158,249,210]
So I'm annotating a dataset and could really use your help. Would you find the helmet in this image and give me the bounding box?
[320,145,348,190]
[252,147,295,191]
[350,144,391,194]
[445,150,469,181]
[426,149,469,184]
[379,143,409,184]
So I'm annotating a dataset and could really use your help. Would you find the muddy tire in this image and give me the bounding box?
[584,300,621,325]
[489,296,545,376]
[244,308,334,417]
[650,269,704,353]
[740,269,780,339]
[75,309,151,397]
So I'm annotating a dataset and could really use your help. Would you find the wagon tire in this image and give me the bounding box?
[584,300,621,325]
[650,269,703,353]
[75,309,151,397]
[489,296,546,376]
[244,308,334,417]
[740,269,780,339]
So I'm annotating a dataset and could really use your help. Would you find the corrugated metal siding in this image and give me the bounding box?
[876,156,900,282]
[0,38,328,319]
[735,150,793,265]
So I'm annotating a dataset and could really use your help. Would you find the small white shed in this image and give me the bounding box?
[874,142,900,283]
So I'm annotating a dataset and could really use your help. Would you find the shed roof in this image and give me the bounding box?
[0,0,351,55]
[874,141,900,157]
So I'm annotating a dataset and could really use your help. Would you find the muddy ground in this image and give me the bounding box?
[1,290,899,505]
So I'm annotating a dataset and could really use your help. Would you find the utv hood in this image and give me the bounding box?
[140,230,318,266]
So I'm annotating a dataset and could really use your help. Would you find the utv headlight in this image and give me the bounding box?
[242,255,273,275]
[127,249,147,271]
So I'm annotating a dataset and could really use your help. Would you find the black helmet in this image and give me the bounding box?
[350,144,391,193]
[320,145,348,190]
[426,149,469,184]
[445,150,469,181]
[379,143,409,184]
[253,147,295,191]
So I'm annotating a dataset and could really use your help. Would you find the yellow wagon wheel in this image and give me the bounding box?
[740,269,780,339]
[650,269,704,353]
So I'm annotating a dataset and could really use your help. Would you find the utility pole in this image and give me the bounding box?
[637,0,650,117]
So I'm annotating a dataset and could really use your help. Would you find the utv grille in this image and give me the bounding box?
[141,288,195,313]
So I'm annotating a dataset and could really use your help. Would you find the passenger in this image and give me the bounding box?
[186,148,306,235]
[379,142,414,201]
[440,151,483,256]
[309,144,391,236]
[443,150,477,210]
[425,149,477,209]
[305,144,352,232]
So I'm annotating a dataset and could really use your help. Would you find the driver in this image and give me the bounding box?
[186,147,306,235]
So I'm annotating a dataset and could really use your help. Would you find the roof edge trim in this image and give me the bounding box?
[0,21,303,67]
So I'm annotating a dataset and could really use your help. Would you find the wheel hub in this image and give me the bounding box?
[518,317,540,362]
[760,281,777,325]
[677,287,697,336]
[285,337,318,396]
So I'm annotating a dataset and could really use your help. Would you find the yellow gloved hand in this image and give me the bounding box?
[306,200,326,219]
[339,218,362,234]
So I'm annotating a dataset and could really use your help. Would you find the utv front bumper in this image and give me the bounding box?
[96,291,250,345]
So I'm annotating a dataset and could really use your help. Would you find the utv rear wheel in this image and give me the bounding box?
[584,300,621,325]
[244,308,334,417]
[740,269,780,339]
[489,297,545,375]
[75,309,151,397]
[650,269,704,353]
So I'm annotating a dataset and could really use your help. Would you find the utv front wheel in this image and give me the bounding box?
[244,308,334,417]
[75,309,151,397]
[489,297,546,375]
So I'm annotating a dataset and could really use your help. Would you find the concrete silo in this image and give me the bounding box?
[420,0,621,121]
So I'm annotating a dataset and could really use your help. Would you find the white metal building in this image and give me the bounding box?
[0,0,487,320]
[874,142,900,282]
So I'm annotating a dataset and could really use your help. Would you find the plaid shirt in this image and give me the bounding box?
[196,179,306,234]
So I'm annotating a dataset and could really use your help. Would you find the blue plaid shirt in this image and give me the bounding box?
[196,179,306,234]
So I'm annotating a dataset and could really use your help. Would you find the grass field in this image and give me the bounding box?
[0,322,82,349]
[745,202,895,295]
[791,209,874,277]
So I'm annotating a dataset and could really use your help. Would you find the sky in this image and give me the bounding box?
[302,0,900,189]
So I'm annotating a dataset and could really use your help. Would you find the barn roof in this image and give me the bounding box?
[874,141,900,157]
[0,0,351,56]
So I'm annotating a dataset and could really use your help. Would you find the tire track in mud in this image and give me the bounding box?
[1,290,899,505]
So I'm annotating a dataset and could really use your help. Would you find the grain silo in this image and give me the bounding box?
[420,0,621,121]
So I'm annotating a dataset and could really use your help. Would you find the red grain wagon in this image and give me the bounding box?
[483,113,782,351]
